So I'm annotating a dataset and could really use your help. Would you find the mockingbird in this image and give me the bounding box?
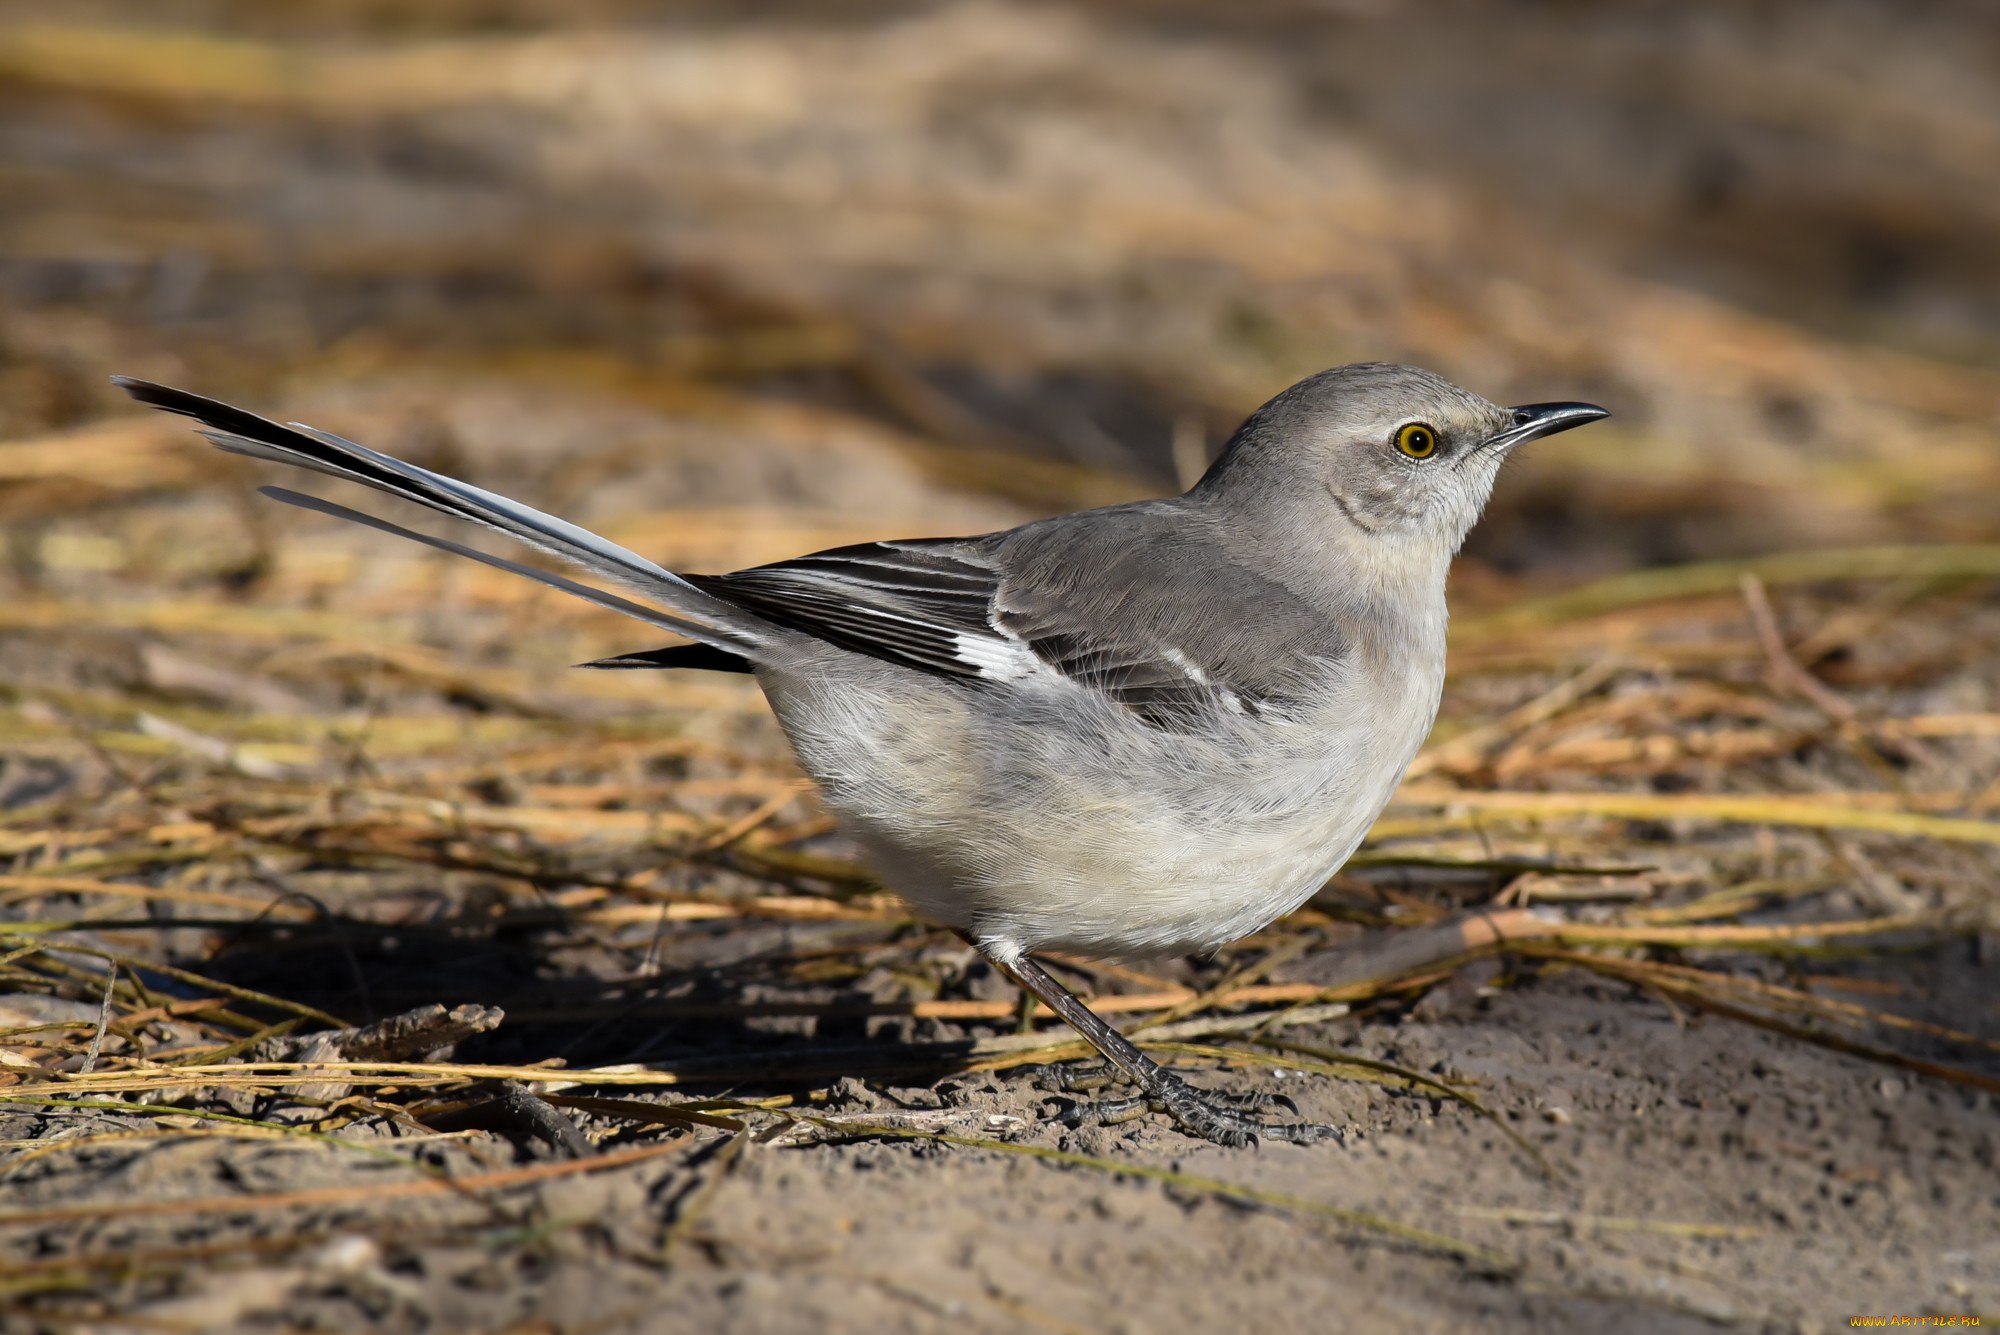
[115,363,1606,1146]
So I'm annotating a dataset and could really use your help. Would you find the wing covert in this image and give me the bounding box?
[621,508,1345,731]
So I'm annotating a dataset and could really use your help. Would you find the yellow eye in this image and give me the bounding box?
[1394,422,1439,459]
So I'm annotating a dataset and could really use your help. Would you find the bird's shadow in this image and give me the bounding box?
[161,906,993,1103]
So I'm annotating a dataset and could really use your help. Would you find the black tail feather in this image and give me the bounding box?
[115,376,775,658]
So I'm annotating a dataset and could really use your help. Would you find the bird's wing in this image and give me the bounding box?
[988,509,1344,727]
[682,510,1342,729]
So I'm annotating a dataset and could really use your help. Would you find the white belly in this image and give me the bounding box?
[759,650,1441,962]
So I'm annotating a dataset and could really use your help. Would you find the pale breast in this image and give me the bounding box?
[760,643,1445,962]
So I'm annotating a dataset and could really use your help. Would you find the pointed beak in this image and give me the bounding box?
[1485,401,1611,453]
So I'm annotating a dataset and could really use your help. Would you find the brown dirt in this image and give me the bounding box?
[3,926,1994,1331]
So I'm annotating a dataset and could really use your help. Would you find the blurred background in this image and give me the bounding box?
[3,0,1997,594]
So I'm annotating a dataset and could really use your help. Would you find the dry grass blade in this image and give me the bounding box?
[1125,935,1315,1034]
[0,1097,452,1177]
[1448,1206,1761,1240]
[76,965,116,1076]
[23,1060,700,1095]
[1550,956,2000,1055]
[1532,950,2000,1096]
[20,1004,1362,1097]
[0,876,315,917]
[1549,914,1946,951]
[1385,789,2000,847]
[1409,658,1626,779]
[544,1094,750,1134]
[1456,544,2000,640]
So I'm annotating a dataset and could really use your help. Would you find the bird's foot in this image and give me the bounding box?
[1046,1067,1339,1148]
[1152,1076,1341,1148]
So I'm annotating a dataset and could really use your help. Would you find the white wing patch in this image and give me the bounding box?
[1160,646,1210,686]
[1162,645,1245,713]
[951,629,1042,681]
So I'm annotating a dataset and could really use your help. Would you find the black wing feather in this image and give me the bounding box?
[684,540,999,680]
[587,517,1339,731]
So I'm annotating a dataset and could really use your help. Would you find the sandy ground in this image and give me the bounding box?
[3,931,1993,1332]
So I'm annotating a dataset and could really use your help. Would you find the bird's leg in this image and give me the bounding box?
[983,947,1340,1149]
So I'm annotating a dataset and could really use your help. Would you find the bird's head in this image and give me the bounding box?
[1195,362,1608,556]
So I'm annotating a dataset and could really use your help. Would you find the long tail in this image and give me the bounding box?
[113,378,778,656]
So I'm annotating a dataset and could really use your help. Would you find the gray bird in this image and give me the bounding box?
[114,364,1606,1146]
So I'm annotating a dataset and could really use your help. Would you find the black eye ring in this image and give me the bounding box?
[1394,422,1439,459]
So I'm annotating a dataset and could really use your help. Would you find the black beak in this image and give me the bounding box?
[1485,401,1610,452]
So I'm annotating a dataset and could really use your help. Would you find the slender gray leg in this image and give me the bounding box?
[987,948,1339,1148]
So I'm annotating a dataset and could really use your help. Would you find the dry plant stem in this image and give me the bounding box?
[78,965,117,1076]
[1738,572,1934,767]
[1557,953,2000,1054]
[695,781,812,852]
[245,1003,504,1064]
[1740,573,1862,726]
[759,1107,1032,1147]
[1408,657,1624,779]
[1125,934,1314,1035]
[1448,1205,1761,1240]
[1385,788,2000,847]
[1304,909,1547,993]
[208,1002,498,1104]
[487,1080,595,1158]
[7,1005,1360,1100]
[1534,949,2000,1096]
[1457,543,2000,640]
